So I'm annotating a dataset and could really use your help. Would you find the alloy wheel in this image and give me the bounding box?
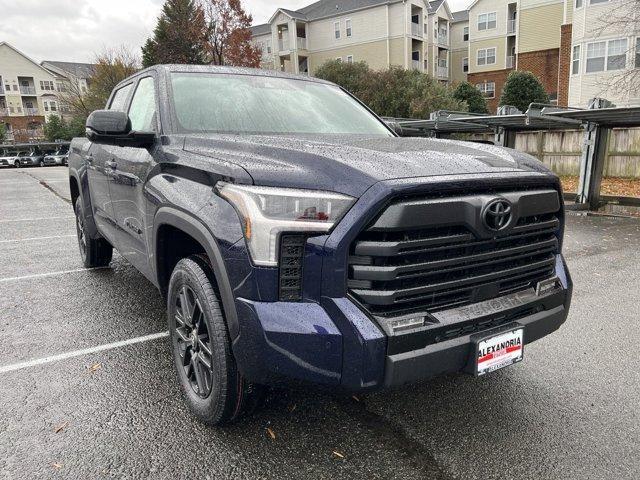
[174,285,214,398]
[76,210,87,257]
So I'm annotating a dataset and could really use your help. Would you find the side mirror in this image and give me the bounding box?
[86,110,155,148]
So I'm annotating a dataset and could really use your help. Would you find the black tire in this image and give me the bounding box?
[14,160,20,168]
[168,256,261,425]
[39,160,44,167]
[74,197,112,267]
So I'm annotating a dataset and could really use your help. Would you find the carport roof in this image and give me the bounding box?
[542,106,640,129]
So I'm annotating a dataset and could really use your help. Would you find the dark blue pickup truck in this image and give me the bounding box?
[68,65,572,425]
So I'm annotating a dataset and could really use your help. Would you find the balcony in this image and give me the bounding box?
[507,19,516,34]
[0,85,4,94]
[412,59,421,70]
[437,66,448,78]
[278,38,290,52]
[23,107,39,116]
[0,107,8,116]
[506,55,515,68]
[437,33,448,46]
[296,37,307,50]
[20,86,36,95]
[411,22,423,37]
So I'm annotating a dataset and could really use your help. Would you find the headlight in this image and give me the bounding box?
[216,182,355,266]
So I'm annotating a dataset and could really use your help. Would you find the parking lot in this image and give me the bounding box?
[0,165,638,479]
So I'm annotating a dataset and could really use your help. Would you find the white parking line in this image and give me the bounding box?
[0,266,108,283]
[0,234,76,244]
[0,332,169,374]
[0,216,74,223]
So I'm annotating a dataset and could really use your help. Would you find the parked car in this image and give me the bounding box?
[0,149,16,167]
[10,150,45,167]
[43,147,69,166]
[69,65,572,425]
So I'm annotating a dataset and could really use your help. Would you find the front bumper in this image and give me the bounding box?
[233,254,572,391]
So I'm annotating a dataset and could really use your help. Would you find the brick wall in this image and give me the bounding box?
[517,48,561,101]
[0,115,45,143]
[557,24,573,107]
[467,69,511,113]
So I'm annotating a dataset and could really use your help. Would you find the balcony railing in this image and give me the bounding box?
[437,66,448,78]
[0,85,4,94]
[506,55,515,68]
[278,38,289,52]
[412,59,421,70]
[23,108,39,116]
[437,33,448,46]
[19,86,36,95]
[507,19,516,34]
[296,37,307,50]
[411,22,422,37]
[0,107,8,116]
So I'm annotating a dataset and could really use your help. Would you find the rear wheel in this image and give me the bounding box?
[168,256,261,425]
[14,160,20,168]
[74,197,112,267]
[39,159,44,167]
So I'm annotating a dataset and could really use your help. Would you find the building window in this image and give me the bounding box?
[39,80,54,91]
[476,82,495,98]
[575,0,582,8]
[607,39,627,70]
[336,57,342,62]
[478,12,497,31]
[346,19,352,37]
[589,0,609,4]
[50,101,57,112]
[636,38,640,68]
[572,45,581,74]
[347,55,354,63]
[477,47,496,66]
[334,21,341,39]
[43,101,49,112]
[463,57,469,72]
[463,26,469,41]
[586,39,628,72]
[586,41,606,72]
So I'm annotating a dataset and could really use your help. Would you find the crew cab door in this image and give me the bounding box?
[108,75,158,277]
[87,82,133,243]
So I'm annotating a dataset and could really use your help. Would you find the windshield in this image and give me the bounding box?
[170,73,393,136]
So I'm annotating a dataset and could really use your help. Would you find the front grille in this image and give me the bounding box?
[348,191,560,319]
[278,234,306,301]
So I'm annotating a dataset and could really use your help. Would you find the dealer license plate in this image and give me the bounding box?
[475,328,524,376]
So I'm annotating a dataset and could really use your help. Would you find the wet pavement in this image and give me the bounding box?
[1,166,638,479]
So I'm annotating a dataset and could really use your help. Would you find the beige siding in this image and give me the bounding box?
[388,37,407,67]
[468,37,506,72]
[309,40,390,73]
[518,3,563,53]
[307,5,390,50]
[450,49,468,83]
[450,20,469,51]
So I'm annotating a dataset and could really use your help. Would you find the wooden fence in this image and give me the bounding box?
[513,127,640,178]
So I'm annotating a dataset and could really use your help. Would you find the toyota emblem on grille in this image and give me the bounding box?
[483,198,512,231]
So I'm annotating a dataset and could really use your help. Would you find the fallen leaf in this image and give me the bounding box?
[289,404,297,412]
[88,363,102,373]
[54,422,68,434]
[351,395,360,402]
[52,463,63,469]
[266,427,276,440]
[333,451,345,459]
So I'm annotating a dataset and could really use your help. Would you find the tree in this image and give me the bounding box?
[316,61,465,119]
[314,59,370,95]
[0,123,6,144]
[200,0,261,67]
[58,47,138,120]
[43,115,69,141]
[499,71,549,113]
[142,0,208,68]
[453,82,489,114]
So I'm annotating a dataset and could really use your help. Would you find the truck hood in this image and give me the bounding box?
[183,134,551,197]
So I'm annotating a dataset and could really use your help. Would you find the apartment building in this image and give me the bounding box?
[0,42,95,143]
[563,0,640,108]
[250,0,453,81]
[449,10,469,83]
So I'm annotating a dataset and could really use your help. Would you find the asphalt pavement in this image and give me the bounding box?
[0,166,638,479]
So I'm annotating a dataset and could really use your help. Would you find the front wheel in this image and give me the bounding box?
[74,197,112,267]
[14,160,20,168]
[39,160,44,167]
[168,256,261,425]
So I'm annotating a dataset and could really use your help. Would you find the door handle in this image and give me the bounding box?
[105,160,117,169]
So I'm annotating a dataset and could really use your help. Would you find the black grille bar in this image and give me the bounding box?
[279,234,306,301]
[348,189,561,319]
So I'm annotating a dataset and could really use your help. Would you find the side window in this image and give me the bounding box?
[128,77,157,132]
[109,84,133,111]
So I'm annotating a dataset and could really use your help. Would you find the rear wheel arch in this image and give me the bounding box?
[69,175,80,209]
[154,207,239,340]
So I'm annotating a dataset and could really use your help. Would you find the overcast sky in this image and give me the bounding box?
[0,0,470,63]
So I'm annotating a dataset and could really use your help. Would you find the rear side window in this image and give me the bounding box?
[128,77,157,132]
[109,84,133,111]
